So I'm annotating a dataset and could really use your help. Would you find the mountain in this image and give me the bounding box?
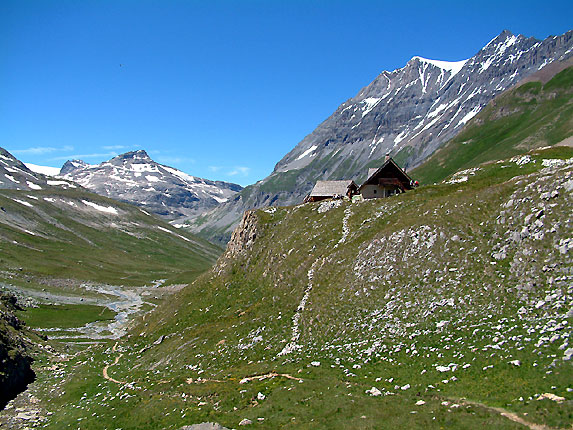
[187,30,573,245]
[412,63,573,184]
[37,145,573,429]
[59,150,243,219]
[0,148,50,191]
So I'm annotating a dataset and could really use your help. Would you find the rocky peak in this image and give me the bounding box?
[0,147,46,190]
[59,150,243,220]
[112,150,152,164]
[60,159,89,175]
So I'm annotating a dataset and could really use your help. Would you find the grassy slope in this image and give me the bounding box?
[0,187,221,286]
[412,67,573,185]
[36,146,573,429]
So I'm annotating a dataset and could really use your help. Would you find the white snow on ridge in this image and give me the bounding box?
[296,145,318,161]
[47,180,76,188]
[5,175,18,183]
[82,200,119,215]
[412,56,468,77]
[163,166,196,183]
[27,181,42,190]
[131,163,158,173]
[24,163,61,176]
[361,97,382,117]
[157,225,191,242]
[456,106,482,128]
[13,199,33,208]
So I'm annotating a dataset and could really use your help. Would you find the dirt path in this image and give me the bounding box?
[102,350,124,385]
[459,399,563,430]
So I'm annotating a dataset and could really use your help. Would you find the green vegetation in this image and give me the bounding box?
[412,67,573,184]
[16,304,115,329]
[22,146,572,429]
[0,187,221,285]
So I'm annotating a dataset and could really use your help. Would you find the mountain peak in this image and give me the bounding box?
[115,149,151,162]
[410,56,468,76]
[60,159,89,175]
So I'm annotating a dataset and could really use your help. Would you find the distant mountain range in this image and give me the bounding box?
[49,150,242,220]
[184,29,573,245]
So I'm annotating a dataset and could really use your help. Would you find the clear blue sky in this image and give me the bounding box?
[1,0,571,186]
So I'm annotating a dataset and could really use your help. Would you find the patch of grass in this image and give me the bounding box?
[16,303,115,329]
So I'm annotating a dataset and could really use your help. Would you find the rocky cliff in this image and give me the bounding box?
[0,293,35,410]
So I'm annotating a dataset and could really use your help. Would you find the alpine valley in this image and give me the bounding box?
[0,29,572,430]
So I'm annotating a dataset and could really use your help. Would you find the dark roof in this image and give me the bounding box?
[360,158,413,190]
[309,180,358,197]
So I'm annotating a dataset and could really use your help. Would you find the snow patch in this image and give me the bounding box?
[296,145,318,161]
[456,106,481,128]
[163,166,196,183]
[27,181,42,190]
[13,199,33,208]
[82,200,119,215]
[24,163,61,176]
[157,226,191,242]
[361,97,382,117]
[412,56,468,77]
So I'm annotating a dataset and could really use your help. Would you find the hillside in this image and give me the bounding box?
[0,185,221,285]
[186,29,573,245]
[0,149,224,423]
[412,65,573,184]
[23,146,573,429]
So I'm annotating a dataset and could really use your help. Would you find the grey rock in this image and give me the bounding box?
[0,147,48,191]
[179,423,230,430]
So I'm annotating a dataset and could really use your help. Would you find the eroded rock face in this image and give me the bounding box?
[226,210,259,257]
[0,293,35,411]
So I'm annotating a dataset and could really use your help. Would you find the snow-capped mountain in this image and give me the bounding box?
[0,148,51,191]
[276,30,573,174]
[59,150,243,219]
[188,29,573,244]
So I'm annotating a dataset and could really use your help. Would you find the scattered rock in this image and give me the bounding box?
[179,423,230,430]
[239,418,252,426]
[365,387,382,397]
[537,393,565,403]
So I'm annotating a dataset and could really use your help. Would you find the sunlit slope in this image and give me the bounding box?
[43,146,573,429]
[0,187,221,285]
[412,66,573,185]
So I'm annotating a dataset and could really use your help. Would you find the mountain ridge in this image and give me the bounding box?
[186,29,573,245]
[58,149,243,220]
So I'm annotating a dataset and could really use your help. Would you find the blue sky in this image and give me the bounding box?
[1,1,571,186]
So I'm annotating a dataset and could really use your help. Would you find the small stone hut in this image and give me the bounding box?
[303,180,359,203]
[359,157,413,199]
